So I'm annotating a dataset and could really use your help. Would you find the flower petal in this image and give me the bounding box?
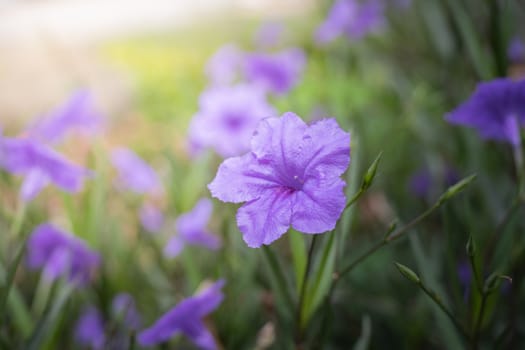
[236,189,293,247]
[251,112,307,163]
[302,118,351,179]
[20,170,49,202]
[164,237,185,258]
[182,319,217,350]
[208,153,281,203]
[291,177,346,233]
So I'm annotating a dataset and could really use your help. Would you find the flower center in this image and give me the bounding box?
[224,113,245,131]
[285,174,304,191]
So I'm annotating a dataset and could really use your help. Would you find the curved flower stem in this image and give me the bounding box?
[312,175,476,347]
[295,235,319,342]
[0,203,27,323]
[472,291,488,350]
[314,201,443,347]
[484,197,524,267]
[468,251,483,294]
[512,143,525,196]
[418,280,471,340]
[344,188,364,211]
[335,201,441,284]
[261,246,295,311]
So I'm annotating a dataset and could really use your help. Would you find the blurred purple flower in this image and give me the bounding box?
[29,91,102,144]
[243,48,306,95]
[165,199,221,258]
[315,0,385,44]
[111,148,162,195]
[208,112,350,248]
[457,261,472,301]
[163,236,185,258]
[26,223,101,285]
[138,280,225,349]
[112,293,142,330]
[205,44,244,86]
[188,84,276,158]
[444,166,460,187]
[139,202,164,233]
[408,168,431,199]
[75,307,106,350]
[254,22,285,49]
[0,136,91,201]
[446,78,525,147]
[508,37,525,64]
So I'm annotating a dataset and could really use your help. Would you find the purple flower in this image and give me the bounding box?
[0,136,91,201]
[29,91,102,144]
[457,261,472,301]
[139,202,164,233]
[26,223,100,285]
[315,0,385,44]
[75,307,106,350]
[254,22,285,49]
[205,44,244,86]
[508,37,525,64]
[243,48,306,95]
[112,293,142,330]
[188,85,276,158]
[208,112,350,248]
[444,166,460,187]
[111,148,162,195]
[138,280,225,349]
[408,168,431,199]
[446,78,525,147]
[165,199,221,258]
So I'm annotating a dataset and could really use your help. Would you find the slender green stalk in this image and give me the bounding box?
[344,188,364,211]
[336,201,441,284]
[418,281,471,340]
[261,246,295,310]
[295,235,318,339]
[315,201,443,347]
[0,203,28,323]
[472,292,488,350]
[128,332,136,350]
[484,197,524,266]
[9,203,26,240]
[468,255,483,294]
[314,176,477,347]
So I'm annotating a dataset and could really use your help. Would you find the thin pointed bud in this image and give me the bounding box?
[438,174,477,204]
[395,262,420,284]
[484,273,512,293]
[361,152,383,191]
[384,220,398,240]
[466,234,476,257]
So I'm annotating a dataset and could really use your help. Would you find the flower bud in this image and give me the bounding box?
[395,262,420,284]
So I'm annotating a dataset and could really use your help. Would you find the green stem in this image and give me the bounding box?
[418,281,470,340]
[315,201,445,347]
[261,246,295,311]
[344,188,364,211]
[336,201,441,284]
[484,197,524,266]
[295,235,318,340]
[472,292,488,350]
[9,203,26,239]
[0,203,28,323]
[468,253,483,294]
